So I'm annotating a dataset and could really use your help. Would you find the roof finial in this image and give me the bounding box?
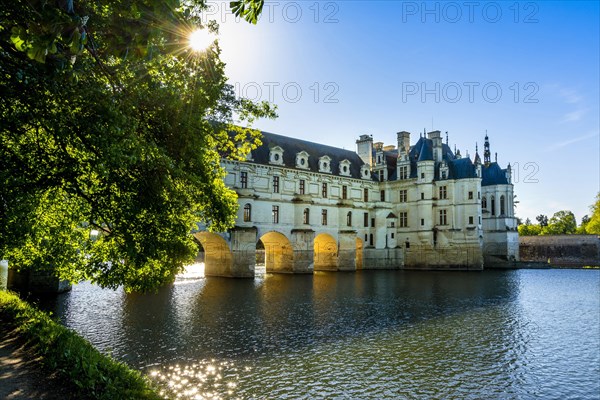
[476,142,478,152]
[495,152,497,162]
[484,132,491,165]
[445,131,449,145]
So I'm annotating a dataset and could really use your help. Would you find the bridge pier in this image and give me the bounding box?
[337,230,357,271]
[291,229,315,273]
[230,227,257,277]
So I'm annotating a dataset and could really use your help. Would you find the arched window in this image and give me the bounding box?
[500,195,506,215]
[491,196,496,216]
[303,208,310,224]
[243,204,251,222]
[346,211,352,227]
[482,196,487,209]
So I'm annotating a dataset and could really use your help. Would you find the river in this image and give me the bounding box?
[39,269,600,399]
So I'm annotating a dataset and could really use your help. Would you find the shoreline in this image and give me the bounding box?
[0,291,163,400]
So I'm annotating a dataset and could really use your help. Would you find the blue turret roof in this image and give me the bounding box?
[482,162,509,186]
[447,157,477,179]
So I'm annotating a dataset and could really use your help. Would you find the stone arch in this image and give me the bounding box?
[355,237,364,270]
[258,231,294,273]
[193,232,233,277]
[314,233,338,271]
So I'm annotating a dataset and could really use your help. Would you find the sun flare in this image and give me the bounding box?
[188,29,213,51]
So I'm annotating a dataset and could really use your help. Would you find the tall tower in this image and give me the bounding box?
[483,133,491,165]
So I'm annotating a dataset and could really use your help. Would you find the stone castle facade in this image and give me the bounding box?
[195,129,518,277]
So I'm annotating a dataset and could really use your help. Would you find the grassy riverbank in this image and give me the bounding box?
[0,291,163,400]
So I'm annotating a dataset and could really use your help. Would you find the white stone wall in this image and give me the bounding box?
[224,160,377,246]
[220,143,516,270]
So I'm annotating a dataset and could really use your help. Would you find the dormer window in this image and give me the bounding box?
[339,159,351,176]
[319,155,332,173]
[295,151,310,169]
[439,161,449,180]
[360,164,371,180]
[269,146,284,165]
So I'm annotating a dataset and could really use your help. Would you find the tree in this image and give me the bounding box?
[585,193,600,234]
[542,210,577,235]
[536,214,548,227]
[0,0,274,291]
[518,224,542,236]
[576,215,590,234]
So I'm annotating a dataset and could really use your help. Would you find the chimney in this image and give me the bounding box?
[356,134,374,167]
[427,130,442,162]
[397,131,411,154]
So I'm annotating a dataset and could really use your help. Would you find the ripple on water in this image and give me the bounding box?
[42,270,600,399]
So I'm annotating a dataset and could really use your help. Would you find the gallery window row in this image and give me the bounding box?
[243,204,355,227]
[243,204,479,228]
[241,171,374,201]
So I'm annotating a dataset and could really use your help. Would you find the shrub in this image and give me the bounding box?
[0,291,163,399]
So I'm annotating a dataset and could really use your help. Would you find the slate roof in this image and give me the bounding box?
[249,131,369,179]
[482,162,509,186]
[408,137,454,163]
[447,157,477,180]
[244,130,501,184]
[404,137,474,180]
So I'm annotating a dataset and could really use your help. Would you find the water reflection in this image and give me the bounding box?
[38,269,600,399]
[177,262,205,280]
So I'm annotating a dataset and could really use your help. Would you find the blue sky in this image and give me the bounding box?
[214,1,599,222]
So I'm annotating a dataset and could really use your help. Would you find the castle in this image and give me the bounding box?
[195,129,518,277]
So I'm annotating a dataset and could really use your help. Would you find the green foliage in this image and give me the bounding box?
[542,210,577,235]
[585,193,600,234]
[230,0,265,24]
[518,224,542,236]
[0,1,275,291]
[536,214,548,227]
[576,215,590,234]
[0,291,162,399]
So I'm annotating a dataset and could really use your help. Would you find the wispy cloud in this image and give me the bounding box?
[561,108,587,122]
[545,131,599,152]
[559,88,582,104]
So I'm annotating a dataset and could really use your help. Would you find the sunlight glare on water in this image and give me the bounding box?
[177,262,205,280]
[41,270,600,399]
[149,359,242,400]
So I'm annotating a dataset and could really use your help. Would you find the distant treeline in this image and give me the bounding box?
[518,193,600,236]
